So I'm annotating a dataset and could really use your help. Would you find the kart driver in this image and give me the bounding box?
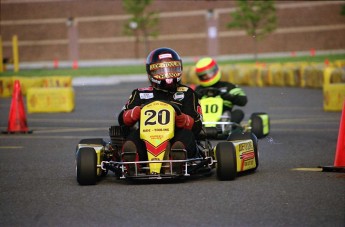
[118,47,203,174]
[194,57,247,124]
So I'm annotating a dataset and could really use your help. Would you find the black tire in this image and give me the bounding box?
[216,142,237,181]
[78,138,106,146]
[228,132,259,170]
[76,138,105,153]
[250,112,270,139]
[76,147,97,185]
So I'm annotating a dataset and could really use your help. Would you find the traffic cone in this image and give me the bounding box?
[2,80,31,134]
[324,58,330,67]
[72,60,78,70]
[53,58,59,69]
[321,101,345,172]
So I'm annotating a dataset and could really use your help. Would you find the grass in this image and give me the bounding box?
[0,65,147,77]
[1,53,344,77]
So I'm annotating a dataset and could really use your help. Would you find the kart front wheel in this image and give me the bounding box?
[216,142,237,181]
[76,147,97,185]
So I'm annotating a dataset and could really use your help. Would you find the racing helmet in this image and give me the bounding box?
[195,57,221,87]
[146,47,183,91]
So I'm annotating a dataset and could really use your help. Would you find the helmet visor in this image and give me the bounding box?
[196,64,219,82]
[149,61,182,80]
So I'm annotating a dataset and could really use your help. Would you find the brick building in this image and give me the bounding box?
[1,0,345,63]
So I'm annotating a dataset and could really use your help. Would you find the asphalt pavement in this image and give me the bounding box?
[0,81,344,226]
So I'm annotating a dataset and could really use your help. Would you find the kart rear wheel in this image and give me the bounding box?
[250,112,270,139]
[216,142,237,181]
[228,132,259,170]
[76,147,97,185]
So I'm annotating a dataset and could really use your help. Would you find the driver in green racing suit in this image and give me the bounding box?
[194,57,247,124]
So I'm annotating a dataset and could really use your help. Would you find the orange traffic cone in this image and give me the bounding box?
[72,60,78,70]
[3,80,32,134]
[321,101,345,172]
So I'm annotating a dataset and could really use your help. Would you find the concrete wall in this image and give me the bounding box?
[1,0,345,62]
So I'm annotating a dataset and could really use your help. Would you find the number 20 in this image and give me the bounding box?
[144,109,171,125]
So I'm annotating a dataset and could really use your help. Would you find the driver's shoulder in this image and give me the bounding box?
[215,81,237,91]
[177,84,192,93]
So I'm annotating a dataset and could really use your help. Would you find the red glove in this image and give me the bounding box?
[123,106,141,126]
[175,113,194,130]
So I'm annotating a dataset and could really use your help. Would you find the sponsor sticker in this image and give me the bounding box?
[158,53,172,59]
[173,92,184,101]
[177,87,188,92]
[139,93,154,99]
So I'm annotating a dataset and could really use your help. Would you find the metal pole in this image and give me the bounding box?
[12,35,19,72]
[130,21,139,59]
[0,36,3,72]
[66,17,79,64]
[206,9,218,58]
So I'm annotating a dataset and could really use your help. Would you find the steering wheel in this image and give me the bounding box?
[200,87,221,97]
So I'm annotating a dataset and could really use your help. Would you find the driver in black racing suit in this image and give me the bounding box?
[118,47,203,174]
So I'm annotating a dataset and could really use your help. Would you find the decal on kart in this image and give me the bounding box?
[233,140,256,171]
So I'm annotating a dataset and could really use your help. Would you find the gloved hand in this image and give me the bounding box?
[199,88,219,97]
[175,113,194,130]
[220,92,234,101]
[123,106,141,126]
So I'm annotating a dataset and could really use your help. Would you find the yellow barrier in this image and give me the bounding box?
[42,76,72,87]
[323,67,345,111]
[12,76,43,95]
[270,65,285,86]
[0,76,72,97]
[235,65,256,86]
[226,66,240,85]
[305,65,324,88]
[283,63,300,86]
[182,66,199,85]
[26,87,75,113]
[335,60,345,68]
[219,65,232,83]
[298,63,310,88]
[248,66,264,87]
[0,77,14,97]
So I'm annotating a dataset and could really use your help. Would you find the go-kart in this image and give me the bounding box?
[76,100,259,185]
[199,87,270,139]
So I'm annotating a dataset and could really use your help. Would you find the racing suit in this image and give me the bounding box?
[118,84,203,160]
[195,81,247,123]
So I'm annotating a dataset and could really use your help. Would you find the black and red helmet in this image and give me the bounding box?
[146,47,183,91]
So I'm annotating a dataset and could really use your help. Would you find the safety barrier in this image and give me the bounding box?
[26,87,75,113]
[2,61,344,112]
[183,61,344,87]
[0,76,72,97]
[323,67,345,111]
[182,61,345,111]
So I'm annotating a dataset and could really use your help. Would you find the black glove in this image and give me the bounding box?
[220,92,234,101]
[200,88,220,97]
